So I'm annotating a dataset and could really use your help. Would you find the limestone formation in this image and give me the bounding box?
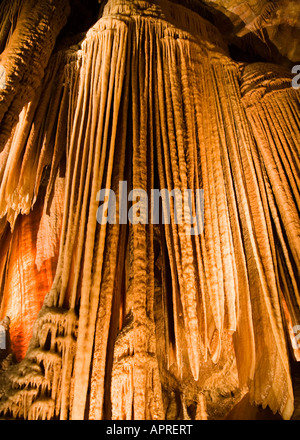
[0,0,299,420]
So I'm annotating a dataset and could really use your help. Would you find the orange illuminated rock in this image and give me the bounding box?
[0,0,299,421]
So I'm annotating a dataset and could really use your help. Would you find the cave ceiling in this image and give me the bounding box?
[170,0,300,64]
[60,0,300,65]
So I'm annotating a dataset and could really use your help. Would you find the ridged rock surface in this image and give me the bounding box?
[0,0,299,421]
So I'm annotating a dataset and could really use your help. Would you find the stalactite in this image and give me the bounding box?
[0,0,70,151]
[241,63,300,364]
[0,0,22,53]
[0,0,299,421]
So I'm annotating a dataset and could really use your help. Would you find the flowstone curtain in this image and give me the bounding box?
[0,0,299,420]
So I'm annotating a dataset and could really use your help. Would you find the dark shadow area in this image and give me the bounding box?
[226,393,283,420]
[55,0,103,50]
[61,0,102,38]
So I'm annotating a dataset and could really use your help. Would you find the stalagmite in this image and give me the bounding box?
[0,0,299,421]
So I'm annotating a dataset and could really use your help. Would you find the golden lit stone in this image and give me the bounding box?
[0,0,299,421]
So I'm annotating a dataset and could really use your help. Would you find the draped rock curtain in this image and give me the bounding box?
[0,0,299,420]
